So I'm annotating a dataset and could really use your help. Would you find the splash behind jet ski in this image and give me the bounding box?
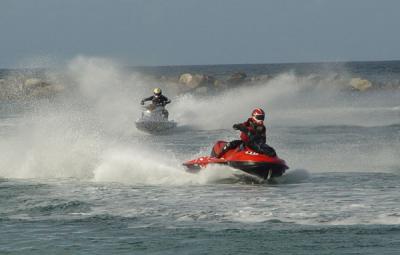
[135,103,177,133]
[183,141,288,180]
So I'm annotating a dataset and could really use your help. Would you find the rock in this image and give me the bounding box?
[23,78,54,93]
[27,84,64,98]
[178,73,217,90]
[227,72,247,85]
[24,78,46,87]
[350,78,372,91]
[179,73,200,89]
[178,73,192,84]
[22,78,64,98]
[0,76,64,101]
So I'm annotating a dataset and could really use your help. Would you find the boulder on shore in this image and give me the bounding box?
[178,73,201,89]
[178,73,218,90]
[350,78,372,91]
[24,78,51,90]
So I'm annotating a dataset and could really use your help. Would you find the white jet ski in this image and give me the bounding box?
[135,103,177,133]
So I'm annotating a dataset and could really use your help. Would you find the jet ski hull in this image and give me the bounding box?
[135,120,177,133]
[228,161,287,179]
[136,105,177,133]
[183,141,288,180]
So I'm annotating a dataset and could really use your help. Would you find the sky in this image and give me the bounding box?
[1,0,400,68]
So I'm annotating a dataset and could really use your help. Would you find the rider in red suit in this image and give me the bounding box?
[214,108,276,158]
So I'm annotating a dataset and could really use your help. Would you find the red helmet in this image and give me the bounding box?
[251,108,265,125]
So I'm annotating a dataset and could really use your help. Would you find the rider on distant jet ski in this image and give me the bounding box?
[215,108,276,158]
[141,88,171,106]
[141,88,171,118]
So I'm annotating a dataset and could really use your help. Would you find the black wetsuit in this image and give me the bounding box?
[214,120,276,157]
[141,95,171,106]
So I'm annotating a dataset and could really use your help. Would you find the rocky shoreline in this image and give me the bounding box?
[1,70,399,101]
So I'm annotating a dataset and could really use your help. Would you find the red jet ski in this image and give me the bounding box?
[183,141,289,180]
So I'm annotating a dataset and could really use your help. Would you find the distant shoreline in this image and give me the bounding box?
[1,59,400,71]
[133,59,400,69]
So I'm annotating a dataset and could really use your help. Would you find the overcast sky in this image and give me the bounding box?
[1,0,399,67]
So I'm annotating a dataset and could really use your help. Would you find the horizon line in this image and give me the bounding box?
[1,58,400,70]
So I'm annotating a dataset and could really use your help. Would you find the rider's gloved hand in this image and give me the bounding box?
[233,124,241,130]
[140,100,144,105]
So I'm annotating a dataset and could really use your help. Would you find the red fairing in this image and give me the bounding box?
[212,141,285,165]
[183,141,288,179]
[183,156,227,168]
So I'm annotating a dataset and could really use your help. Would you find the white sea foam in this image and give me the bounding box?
[171,73,400,129]
[93,147,240,185]
[0,56,399,182]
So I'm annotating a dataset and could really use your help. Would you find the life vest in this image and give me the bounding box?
[240,118,266,144]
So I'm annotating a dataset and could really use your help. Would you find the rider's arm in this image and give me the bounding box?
[142,96,154,102]
[261,126,266,144]
[260,135,266,144]
[233,123,248,133]
[141,96,154,104]
[162,96,171,105]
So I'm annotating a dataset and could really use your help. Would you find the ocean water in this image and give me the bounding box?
[1,59,400,254]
